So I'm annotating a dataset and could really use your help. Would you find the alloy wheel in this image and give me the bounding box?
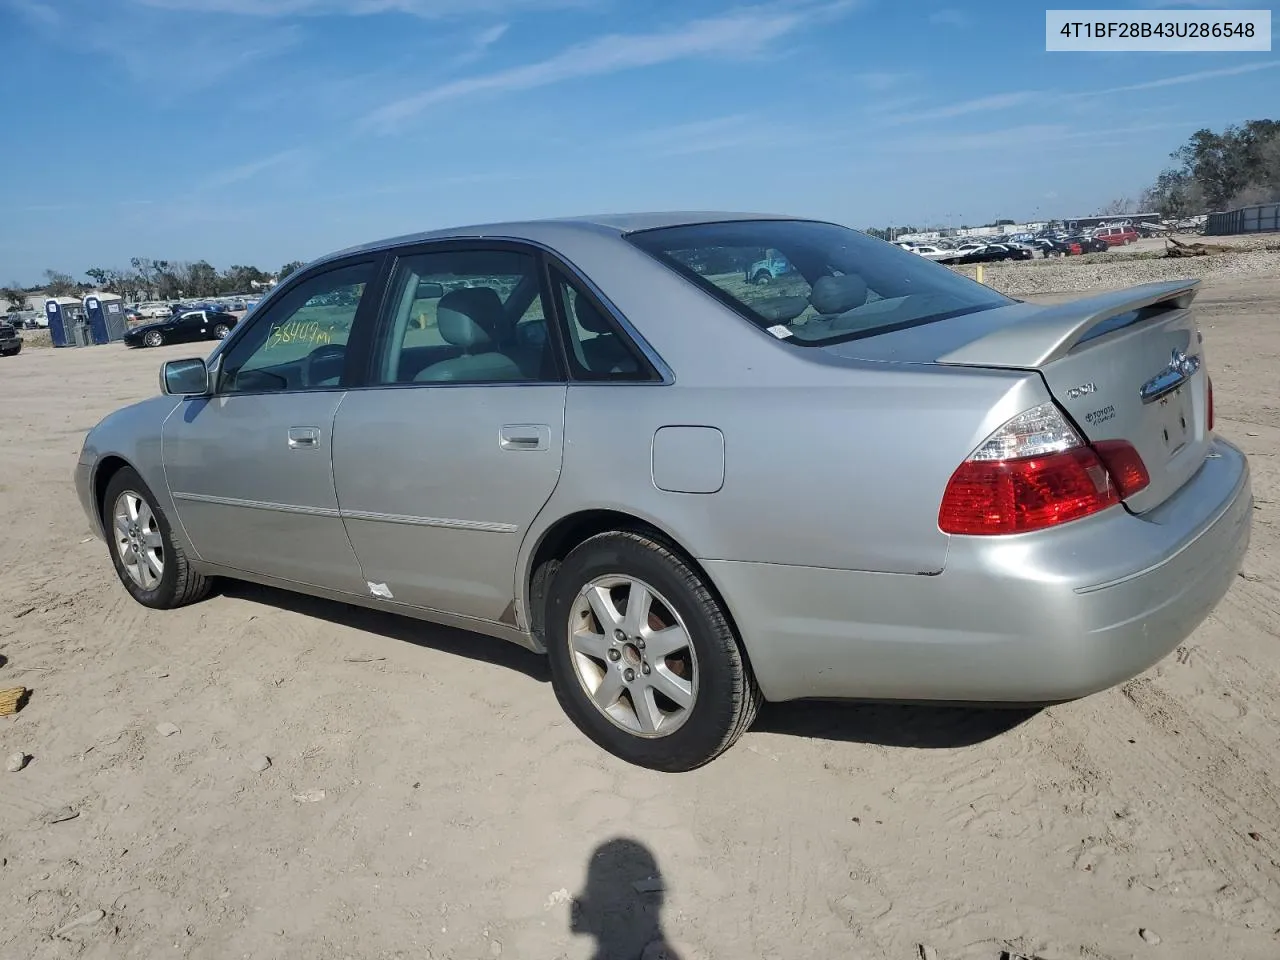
[112,490,164,590]
[567,575,698,738]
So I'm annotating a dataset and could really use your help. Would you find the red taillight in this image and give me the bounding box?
[1092,439,1150,498]
[939,447,1118,535]
[1207,377,1214,431]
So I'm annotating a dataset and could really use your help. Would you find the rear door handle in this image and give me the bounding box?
[288,426,321,450]
[499,424,549,452]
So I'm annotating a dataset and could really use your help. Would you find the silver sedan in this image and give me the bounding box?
[74,213,1252,770]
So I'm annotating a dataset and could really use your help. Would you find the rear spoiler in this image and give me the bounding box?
[939,279,1200,368]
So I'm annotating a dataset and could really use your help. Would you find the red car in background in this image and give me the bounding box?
[1094,225,1140,246]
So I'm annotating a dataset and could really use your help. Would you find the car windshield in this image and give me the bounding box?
[626,219,1014,345]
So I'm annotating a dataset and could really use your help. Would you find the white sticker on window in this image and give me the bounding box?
[766,324,793,339]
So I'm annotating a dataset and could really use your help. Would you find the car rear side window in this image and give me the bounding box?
[550,269,650,381]
[626,219,1013,346]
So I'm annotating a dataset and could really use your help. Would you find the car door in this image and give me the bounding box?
[173,311,205,343]
[330,243,567,622]
[161,257,383,592]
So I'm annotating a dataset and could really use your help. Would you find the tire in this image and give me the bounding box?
[102,466,212,610]
[753,272,772,286]
[143,330,163,348]
[212,323,231,339]
[544,531,762,772]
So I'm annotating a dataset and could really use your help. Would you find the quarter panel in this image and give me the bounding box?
[532,367,1047,578]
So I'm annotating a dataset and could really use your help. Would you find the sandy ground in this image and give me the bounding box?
[1,273,1279,960]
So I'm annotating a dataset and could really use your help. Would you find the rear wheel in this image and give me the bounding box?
[752,271,772,286]
[212,322,231,339]
[103,466,211,609]
[545,531,762,771]
[143,330,163,347]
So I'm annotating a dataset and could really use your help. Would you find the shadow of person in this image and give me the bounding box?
[573,838,683,960]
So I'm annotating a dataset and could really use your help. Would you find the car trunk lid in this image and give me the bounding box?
[824,280,1212,514]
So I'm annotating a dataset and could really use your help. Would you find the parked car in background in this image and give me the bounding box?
[122,308,239,348]
[74,213,1250,771]
[746,248,794,284]
[0,319,22,356]
[1094,225,1139,246]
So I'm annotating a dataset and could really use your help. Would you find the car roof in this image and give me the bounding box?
[312,211,807,267]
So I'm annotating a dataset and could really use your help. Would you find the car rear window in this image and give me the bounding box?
[625,219,1013,346]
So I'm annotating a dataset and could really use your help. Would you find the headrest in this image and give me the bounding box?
[574,294,611,334]
[810,274,868,315]
[437,287,502,349]
[753,296,808,323]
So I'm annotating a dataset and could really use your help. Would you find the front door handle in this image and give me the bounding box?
[288,426,321,450]
[499,424,549,452]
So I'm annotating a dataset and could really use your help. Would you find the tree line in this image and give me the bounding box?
[2,258,307,313]
[1141,119,1279,219]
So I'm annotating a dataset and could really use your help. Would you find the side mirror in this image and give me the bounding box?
[161,358,211,396]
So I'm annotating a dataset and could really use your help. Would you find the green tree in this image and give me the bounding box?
[220,264,269,295]
[43,269,78,297]
[1144,119,1280,215]
[279,261,305,282]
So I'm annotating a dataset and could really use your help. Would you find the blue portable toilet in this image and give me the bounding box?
[45,296,91,347]
[84,292,128,344]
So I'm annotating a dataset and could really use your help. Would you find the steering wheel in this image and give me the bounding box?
[301,343,347,387]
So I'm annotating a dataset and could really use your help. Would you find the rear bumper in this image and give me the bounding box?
[707,437,1252,703]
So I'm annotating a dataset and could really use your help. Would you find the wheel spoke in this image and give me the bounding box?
[592,668,625,711]
[142,550,162,580]
[570,629,609,662]
[584,585,622,634]
[648,664,694,710]
[137,500,155,529]
[620,582,652,637]
[142,530,163,550]
[633,686,662,734]
[125,495,140,523]
[644,625,688,660]
[134,553,153,588]
[114,514,130,538]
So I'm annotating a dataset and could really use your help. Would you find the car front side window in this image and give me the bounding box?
[217,261,376,395]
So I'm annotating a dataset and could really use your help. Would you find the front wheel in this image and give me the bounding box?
[752,272,772,286]
[103,466,212,609]
[143,330,163,347]
[212,323,231,339]
[545,531,762,771]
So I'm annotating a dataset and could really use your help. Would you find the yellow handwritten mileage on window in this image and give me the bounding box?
[266,320,335,349]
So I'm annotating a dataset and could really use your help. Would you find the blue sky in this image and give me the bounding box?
[0,0,1276,283]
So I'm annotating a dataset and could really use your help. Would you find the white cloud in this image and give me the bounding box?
[199,149,307,189]
[928,8,967,27]
[364,2,852,131]
[6,0,61,27]
[1088,60,1280,95]
[136,0,593,16]
[853,70,911,92]
[883,60,1280,128]
[886,91,1038,125]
